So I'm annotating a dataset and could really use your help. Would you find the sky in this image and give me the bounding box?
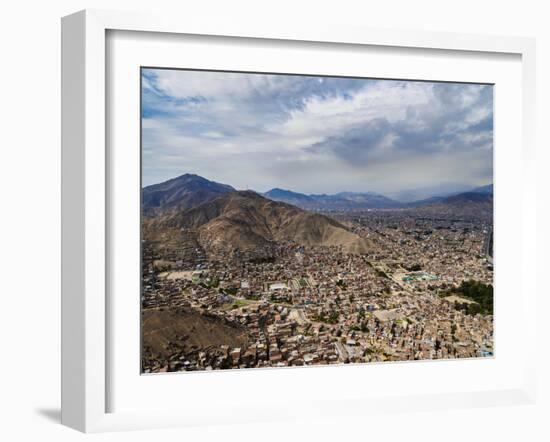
[141,68,493,197]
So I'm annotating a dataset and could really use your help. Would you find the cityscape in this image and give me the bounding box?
[141,69,494,373]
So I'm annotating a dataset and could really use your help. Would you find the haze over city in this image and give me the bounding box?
[141,69,493,197]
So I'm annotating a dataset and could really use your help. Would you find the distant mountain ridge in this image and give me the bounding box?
[262,183,493,210]
[442,191,493,205]
[405,183,493,208]
[412,191,493,220]
[470,184,493,194]
[142,173,493,216]
[263,188,315,206]
[142,173,235,216]
[142,174,493,260]
[263,188,401,210]
[387,183,492,203]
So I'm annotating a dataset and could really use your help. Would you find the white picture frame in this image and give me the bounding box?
[61,9,537,433]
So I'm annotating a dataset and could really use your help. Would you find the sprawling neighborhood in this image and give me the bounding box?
[142,205,494,373]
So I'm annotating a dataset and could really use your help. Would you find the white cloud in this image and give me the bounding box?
[141,69,493,194]
[148,69,295,100]
[280,81,431,143]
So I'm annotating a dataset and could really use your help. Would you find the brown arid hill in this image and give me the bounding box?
[142,173,235,216]
[143,190,372,257]
[142,307,249,361]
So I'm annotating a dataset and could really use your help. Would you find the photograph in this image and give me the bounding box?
[140,68,494,374]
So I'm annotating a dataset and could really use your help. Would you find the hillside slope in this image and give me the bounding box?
[144,190,372,257]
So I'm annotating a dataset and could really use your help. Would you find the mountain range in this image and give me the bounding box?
[407,191,493,221]
[264,188,401,210]
[405,184,493,208]
[142,174,492,259]
[262,183,492,211]
[143,176,372,258]
[143,173,493,214]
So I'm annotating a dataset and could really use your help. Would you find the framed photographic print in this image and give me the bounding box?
[139,68,495,374]
[61,9,537,432]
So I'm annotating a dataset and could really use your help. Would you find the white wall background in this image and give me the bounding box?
[0,1,547,441]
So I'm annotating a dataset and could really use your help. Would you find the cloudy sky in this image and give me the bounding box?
[141,68,493,197]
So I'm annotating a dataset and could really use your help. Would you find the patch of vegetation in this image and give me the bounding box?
[220,287,239,296]
[449,280,493,315]
[312,311,339,324]
[249,256,276,264]
[336,279,347,290]
[230,299,250,309]
[365,345,382,355]
[350,321,369,333]
[198,276,219,289]
[405,263,422,271]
